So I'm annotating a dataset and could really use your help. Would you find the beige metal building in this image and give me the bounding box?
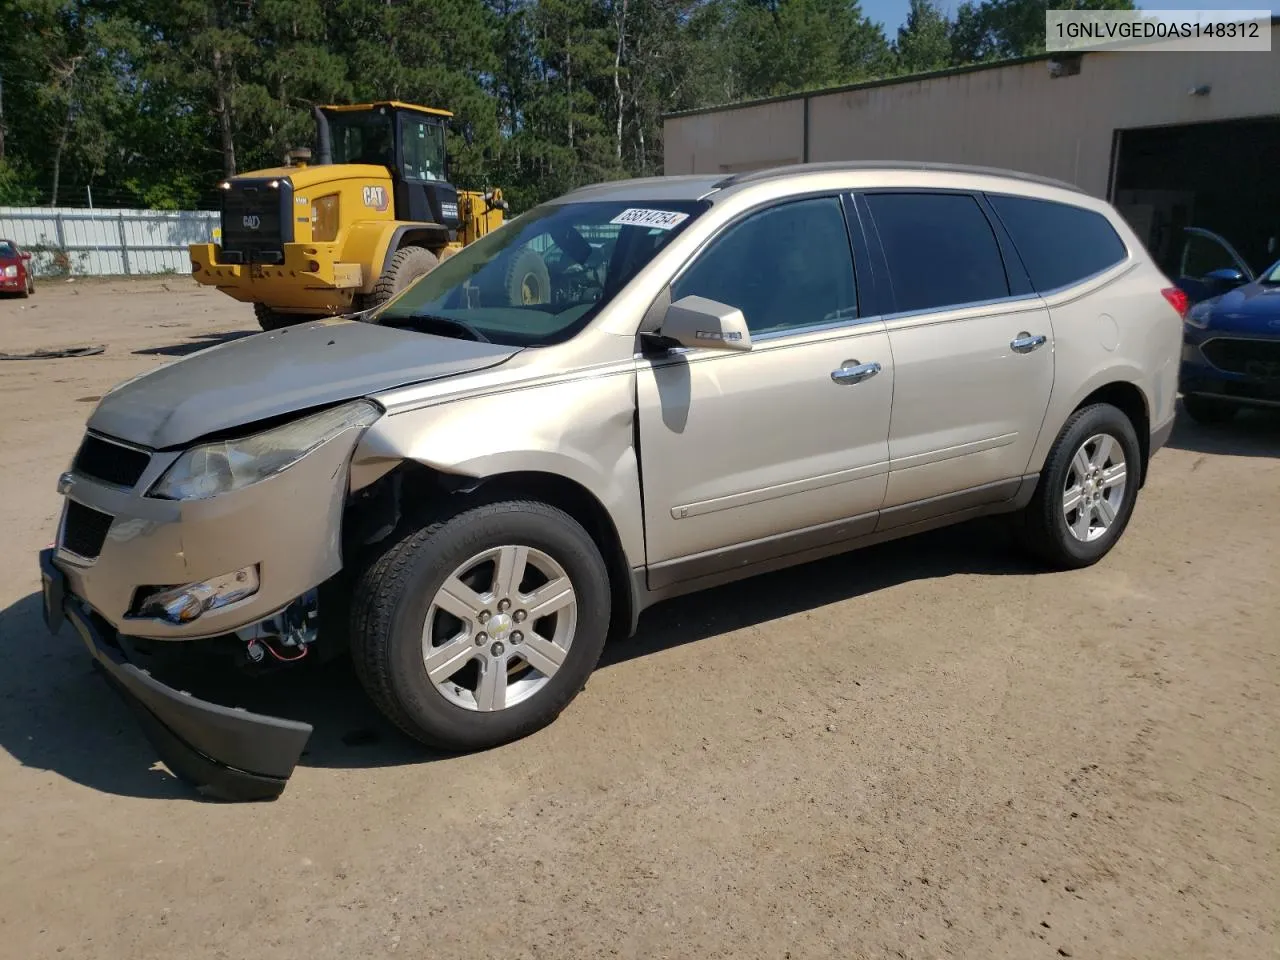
[663,21,1280,275]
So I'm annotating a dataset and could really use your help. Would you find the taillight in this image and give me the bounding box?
[1162,286,1189,319]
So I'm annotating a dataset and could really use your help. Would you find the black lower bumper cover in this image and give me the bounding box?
[39,549,313,802]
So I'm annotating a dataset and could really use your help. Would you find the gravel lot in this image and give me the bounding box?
[1,277,1276,960]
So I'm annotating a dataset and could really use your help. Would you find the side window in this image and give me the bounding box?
[865,192,1010,314]
[671,196,857,335]
[988,194,1127,292]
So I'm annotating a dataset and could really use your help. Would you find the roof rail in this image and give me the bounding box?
[713,160,1086,195]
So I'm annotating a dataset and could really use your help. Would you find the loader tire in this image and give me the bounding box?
[371,245,438,308]
[254,303,301,332]
[504,247,551,305]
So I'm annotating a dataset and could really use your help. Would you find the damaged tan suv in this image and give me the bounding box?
[40,162,1184,799]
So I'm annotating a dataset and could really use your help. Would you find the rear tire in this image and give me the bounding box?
[370,245,438,310]
[503,247,551,305]
[1015,402,1142,570]
[254,303,300,331]
[350,500,611,752]
[1181,394,1237,425]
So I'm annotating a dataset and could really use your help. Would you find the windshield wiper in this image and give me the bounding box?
[382,312,492,343]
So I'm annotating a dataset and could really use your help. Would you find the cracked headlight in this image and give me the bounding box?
[150,400,381,501]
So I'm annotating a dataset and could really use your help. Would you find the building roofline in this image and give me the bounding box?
[661,15,1280,122]
[663,54,1055,121]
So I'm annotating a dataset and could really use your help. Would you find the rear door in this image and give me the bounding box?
[858,189,1055,518]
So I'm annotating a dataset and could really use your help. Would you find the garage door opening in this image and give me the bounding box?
[1110,116,1280,278]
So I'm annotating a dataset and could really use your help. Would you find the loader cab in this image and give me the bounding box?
[317,102,462,232]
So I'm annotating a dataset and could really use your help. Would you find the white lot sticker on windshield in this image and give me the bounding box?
[609,208,690,230]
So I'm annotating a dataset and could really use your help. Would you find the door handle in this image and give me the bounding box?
[831,360,881,385]
[1010,332,1047,353]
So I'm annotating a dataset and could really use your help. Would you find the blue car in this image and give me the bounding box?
[1176,227,1280,424]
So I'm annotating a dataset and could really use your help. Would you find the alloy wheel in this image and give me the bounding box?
[422,545,578,711]
[1062,433,1127,542]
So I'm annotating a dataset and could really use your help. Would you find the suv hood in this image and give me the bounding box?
[88,319,520,449]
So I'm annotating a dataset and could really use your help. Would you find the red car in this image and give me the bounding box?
[0,239,35,297]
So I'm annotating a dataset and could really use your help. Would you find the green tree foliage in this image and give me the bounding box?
[895,0,951,74]
[0,0,1122,211]
[949,0,1135,63]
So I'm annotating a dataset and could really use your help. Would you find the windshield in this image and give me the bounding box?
[329,111,395,167]
[0,241,15,258]
[372,199,707,346]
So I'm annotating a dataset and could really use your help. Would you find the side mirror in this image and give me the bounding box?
[656,295,752,352]
[1204,266,1245,288]
[21,252,32,261]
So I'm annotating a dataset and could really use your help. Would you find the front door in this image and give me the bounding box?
[1177,226,1255,305]
[859,190,1055,514]
[636,195,894,588]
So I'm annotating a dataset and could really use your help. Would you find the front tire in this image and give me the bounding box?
[350,500,611,751]
[370,245,438,310]
[1015,402,1142,570]
[1181,394,1237,425]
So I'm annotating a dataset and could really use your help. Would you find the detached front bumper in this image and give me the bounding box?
[41,548,312,801]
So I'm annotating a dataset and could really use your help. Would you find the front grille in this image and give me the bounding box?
[219,177,292,263]
[62,500,114,560]
[72,434,150,488]
[1201,338,1280,377]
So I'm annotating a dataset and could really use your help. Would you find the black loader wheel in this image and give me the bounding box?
[254,303,304,332]
[504,247,551,305]
[371,245,439,309]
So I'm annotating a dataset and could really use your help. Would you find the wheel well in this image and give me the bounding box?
[1076,382,1150,484]
[344,462,638,641]
[383,226,450,272]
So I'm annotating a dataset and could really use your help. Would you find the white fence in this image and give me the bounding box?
[0,206,219,277]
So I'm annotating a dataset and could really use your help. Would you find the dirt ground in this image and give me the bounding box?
[0,277,1276,960]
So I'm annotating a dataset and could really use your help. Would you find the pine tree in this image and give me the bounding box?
[895,0,951,74]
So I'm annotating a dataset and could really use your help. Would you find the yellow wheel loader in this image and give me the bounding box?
[189,101,509,331]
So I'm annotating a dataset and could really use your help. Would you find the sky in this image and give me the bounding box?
[863,0,1273,36]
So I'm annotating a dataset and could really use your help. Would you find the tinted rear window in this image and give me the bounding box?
[987,194,1127,292]
[865,192,1010,314]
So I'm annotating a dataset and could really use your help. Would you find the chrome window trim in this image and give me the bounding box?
[878,290,1043,325]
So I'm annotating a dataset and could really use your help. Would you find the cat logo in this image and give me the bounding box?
[242,215,261,230]
[362,186,389,212]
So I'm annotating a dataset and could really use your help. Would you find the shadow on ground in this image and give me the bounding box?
[0,518,1034,801]
[133,331,256,357]
[1167,402,1280,458]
